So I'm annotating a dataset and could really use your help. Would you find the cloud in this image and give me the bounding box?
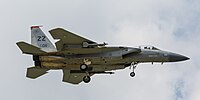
[173,79,187,100]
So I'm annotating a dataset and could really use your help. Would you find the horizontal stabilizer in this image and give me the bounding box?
[26,67,49,79]
[16,42,46,54]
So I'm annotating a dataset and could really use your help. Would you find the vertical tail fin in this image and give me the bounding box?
[31,26,56,52]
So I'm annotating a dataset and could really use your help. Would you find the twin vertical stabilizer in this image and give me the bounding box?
[31,26,56,52]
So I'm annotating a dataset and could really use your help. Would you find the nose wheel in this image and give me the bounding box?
[129,62,138,77]
[130,72,135,77]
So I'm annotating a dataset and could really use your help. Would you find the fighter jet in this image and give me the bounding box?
[16,26,189,84]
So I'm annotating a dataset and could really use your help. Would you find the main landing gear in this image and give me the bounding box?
[129,62,138,77]
[80,60,91,83]
[83,75,91,83]
[80,64,88,71]
[80,63,115,83]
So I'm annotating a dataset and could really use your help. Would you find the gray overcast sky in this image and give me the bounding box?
[0,0,199,100]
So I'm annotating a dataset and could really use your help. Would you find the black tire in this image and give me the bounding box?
[130,72,135,77]
[80,64,88,71]
[83,76,91,83]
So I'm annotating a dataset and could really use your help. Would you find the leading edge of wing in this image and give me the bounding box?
[49,28,96,45]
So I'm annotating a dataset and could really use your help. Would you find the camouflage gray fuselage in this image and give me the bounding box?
[17,27,189,84]
[36,46,189,72]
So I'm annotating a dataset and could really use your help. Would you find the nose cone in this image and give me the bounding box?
[168,53,190,62]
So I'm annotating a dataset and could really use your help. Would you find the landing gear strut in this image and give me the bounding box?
[129,62,138,77]
[80,59,92,83]
[80,64,90,83]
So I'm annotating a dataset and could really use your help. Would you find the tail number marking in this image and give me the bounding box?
[37,36,47,47]
[39,44,48,47]
[37,36,46,41]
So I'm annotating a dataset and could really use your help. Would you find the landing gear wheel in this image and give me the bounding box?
[129,62,138,77]
[83,76,91,83]
[80,64,88,71]
[130,72,135,77]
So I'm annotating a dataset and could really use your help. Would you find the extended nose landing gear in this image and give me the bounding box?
[129,62,138,77]
[130,72,135,77]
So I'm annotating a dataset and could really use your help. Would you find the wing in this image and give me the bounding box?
[62,70,83,84]
[49,28,96,51]
[62,65,122,84]
[62,70,89,84]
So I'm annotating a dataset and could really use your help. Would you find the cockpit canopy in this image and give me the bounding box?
[138,45,160,50]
